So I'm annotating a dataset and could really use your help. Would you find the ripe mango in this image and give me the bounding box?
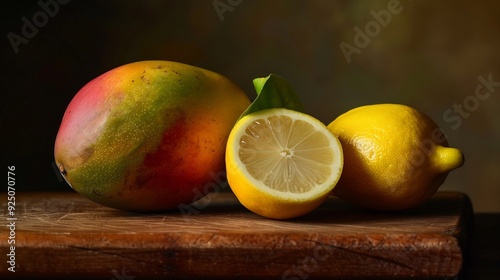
[54,61,250,212]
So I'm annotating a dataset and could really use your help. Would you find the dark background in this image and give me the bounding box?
[2,0,499,211]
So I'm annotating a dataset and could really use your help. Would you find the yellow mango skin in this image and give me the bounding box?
[54,61,250,211]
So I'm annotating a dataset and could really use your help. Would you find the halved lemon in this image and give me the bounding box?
[225,108,343,219]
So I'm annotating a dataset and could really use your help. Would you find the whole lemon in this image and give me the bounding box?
[327,104,464,211]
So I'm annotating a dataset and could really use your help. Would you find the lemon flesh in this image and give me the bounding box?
[327,103,464,211]
[226,108,343,219]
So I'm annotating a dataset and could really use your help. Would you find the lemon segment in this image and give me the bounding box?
[226,108,343,219]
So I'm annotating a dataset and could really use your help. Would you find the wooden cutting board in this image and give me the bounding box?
[1,191,473,280]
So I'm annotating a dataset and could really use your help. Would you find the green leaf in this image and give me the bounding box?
[238,74,304,120]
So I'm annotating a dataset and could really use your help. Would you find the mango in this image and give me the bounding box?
[54,61,251,212]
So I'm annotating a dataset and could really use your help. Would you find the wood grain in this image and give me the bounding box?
[1,191,473,279]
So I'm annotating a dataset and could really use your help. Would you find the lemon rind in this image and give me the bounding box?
[228,108,343,202]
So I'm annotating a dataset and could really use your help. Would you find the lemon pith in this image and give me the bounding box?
[226,108,343,219]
